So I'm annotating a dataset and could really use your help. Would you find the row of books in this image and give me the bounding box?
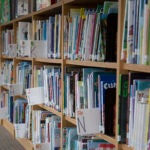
[63,1,118,62]
[0,92,29,137]
[2,15,61,59]
[64,67,116,136]
[1,60,14,85]
[16,61,32,94]
[32,110,61,150]
[63,127,115,150]
[121,0,150,65]
[0,91,9,119]
[34,65,61,111]
[118,72,150,150]
[0,0,61,24]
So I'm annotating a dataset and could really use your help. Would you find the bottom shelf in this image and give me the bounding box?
[1,119,34,150]
[2,119,15,136]
[17,138,34,150]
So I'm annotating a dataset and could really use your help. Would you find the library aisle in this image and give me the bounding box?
[0,125,25,150]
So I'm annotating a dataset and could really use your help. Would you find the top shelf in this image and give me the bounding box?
[64,0,103,5]
[66,60,118,69]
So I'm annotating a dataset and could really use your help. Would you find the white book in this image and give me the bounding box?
[7,44,17,57]
[18,40,31,57]
[18,22,32,40]
[141,4,150,65]
[31,40,47,58]
[17,0,29,16]
[43,69,49,105]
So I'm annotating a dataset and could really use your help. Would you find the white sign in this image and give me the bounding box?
[76,108,100,136]
[26,87,44,105]
[9,84,23,96]
[0,75,4,85]
[14,123,27,138]
[0,107,8,119]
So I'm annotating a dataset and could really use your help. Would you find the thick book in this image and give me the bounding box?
[16,0,29,17]
[118,74,128,143]
[127,72,150,145]
[105,13,118,62]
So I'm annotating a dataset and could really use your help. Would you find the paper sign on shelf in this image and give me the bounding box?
[26,87,44,105]
[14,123,27,138]
[0,107,8,119]
[76,108,100,136]
[9,83,23,96]
[0,75,4,86]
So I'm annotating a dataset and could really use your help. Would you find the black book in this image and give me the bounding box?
[105,13,118,62]
[105,87,116,136]
[118,74,128,143]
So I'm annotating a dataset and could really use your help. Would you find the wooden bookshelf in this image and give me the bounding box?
[1,119,34,150]
[66,60,118,69]
[34,58,63,64]
[65,116,76,125]
[0,0,149,150]
[16,138,34,150]
[123,63,150,73]
[37,104,62,117]
[119,144,134,150]
[2,119,15,137]
[96,134,118,147]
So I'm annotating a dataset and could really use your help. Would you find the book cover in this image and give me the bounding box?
[118,74,128,143]
[127,0,134,64]
[31,40,47,58]
[99,73,116,134]
[121,0,128,62]
[18,40,31,57]
[127,72,150,144]
[105,13,118,62]
[18,22,32,40]
[1,0,10,23]
[16,0,29,17]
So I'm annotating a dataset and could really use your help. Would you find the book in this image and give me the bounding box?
[18,22,32,40]
[1,0,10,23]
[118,74,128,143]
[105,13,118,62]
[132,79,150,149]
[31,40,48,58]
[16,0,29,17]
[36,0,50,11]
[127,72,150,145]
[141,4,150,65]
[121,0,128,62]
[127,0,134,64]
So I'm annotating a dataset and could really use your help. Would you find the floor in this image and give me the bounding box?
[0,125,25,150]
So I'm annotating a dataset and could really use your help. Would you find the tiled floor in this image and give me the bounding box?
[0,125,25,150]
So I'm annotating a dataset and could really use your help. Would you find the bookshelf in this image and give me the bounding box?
[0,0,149,150]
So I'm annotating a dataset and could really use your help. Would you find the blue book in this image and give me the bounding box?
[98,73,116,134]
[82,68,105,108]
